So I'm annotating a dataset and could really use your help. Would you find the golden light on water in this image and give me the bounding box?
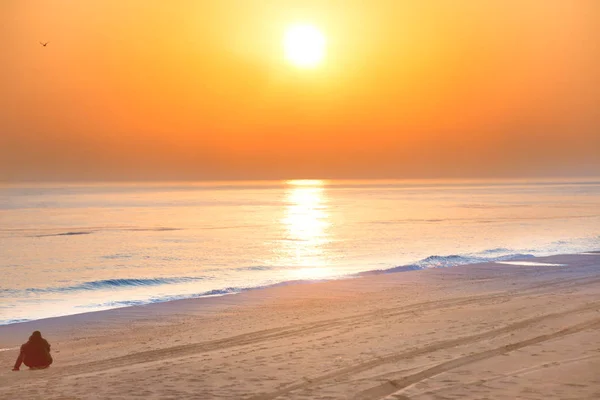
[285,185,326,249]
[278,180,333,278]
[288,266,336,281]
[287,179,326,186]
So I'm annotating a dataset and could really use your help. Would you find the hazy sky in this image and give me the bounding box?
[1,1,598,181]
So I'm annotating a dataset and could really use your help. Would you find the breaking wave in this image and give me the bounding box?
[6,277,209,295]
[358,252,535,275]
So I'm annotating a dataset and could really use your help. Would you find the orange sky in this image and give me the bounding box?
[1,0,598,181]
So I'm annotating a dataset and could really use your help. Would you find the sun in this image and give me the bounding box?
[283,24,326,68]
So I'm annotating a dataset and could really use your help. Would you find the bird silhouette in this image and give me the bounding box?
[40,42,49,47]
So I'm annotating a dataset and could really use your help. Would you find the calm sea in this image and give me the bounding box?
[1,179,599,324]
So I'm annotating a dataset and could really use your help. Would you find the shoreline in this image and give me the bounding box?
[0,251,598,333]
[3,249,596,327]
[1,252,599,399]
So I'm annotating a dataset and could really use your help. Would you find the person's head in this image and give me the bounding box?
[29,331,42,341]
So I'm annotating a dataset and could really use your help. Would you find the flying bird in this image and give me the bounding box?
[40,42,49,47]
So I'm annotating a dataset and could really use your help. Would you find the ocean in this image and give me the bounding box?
[1,179,599,325]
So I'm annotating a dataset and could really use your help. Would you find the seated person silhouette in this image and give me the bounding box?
[12,331,53,371]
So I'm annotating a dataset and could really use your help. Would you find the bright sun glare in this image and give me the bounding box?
[283,24,326,68]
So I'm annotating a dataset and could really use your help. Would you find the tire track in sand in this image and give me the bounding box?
[398,353,600,399]
[371,318,600,400]
[52,275,600,378]
[247,303,600,400]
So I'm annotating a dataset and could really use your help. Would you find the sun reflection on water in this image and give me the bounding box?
[279,180,334,278]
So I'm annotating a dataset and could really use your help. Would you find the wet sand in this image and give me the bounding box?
[1,252,599,399]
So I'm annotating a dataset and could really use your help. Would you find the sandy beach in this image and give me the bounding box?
[1,252,599,399]
[4,1,599,398]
